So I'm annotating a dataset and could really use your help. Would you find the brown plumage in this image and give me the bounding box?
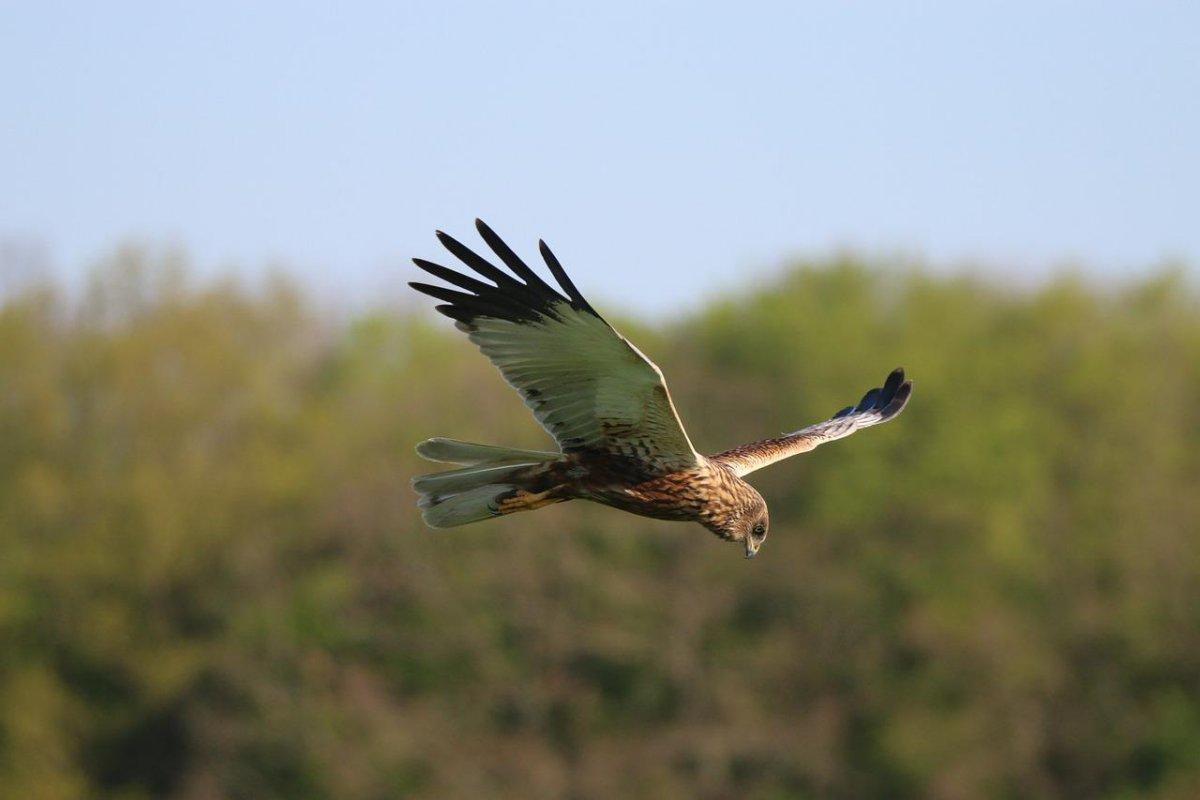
[410,220,912,558]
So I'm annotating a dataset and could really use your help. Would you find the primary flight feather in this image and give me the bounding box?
[410,220,912,558]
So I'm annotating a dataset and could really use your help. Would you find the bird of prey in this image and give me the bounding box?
[410,220,912,558]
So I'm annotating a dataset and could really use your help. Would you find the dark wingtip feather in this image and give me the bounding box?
[433,229,461,252]
[408,281,468,303]
[832,368,912,422]
[412,222,602,327]
[474,219,559,295]
[866,368,904,409]
[410,281,507,320]
[855,387,881,413]
[882,367,904,396]
[435,228,516,288]
[539,239,601,318]
[881,380,913,419]
[412,258,496,294]
[434,303,472,323]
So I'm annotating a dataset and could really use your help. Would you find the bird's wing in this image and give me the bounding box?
[712,368,912,478]
[410,219,702,474]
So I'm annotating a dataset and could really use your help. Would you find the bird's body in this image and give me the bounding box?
[588,460,737,525]
[410,220,911,558]
[497,453,756,527]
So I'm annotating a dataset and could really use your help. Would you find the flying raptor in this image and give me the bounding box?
[410,220,912,558]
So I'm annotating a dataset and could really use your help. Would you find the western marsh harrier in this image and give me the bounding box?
[410,221,912,558]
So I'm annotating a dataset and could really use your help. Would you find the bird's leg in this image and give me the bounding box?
[495,484,570,514]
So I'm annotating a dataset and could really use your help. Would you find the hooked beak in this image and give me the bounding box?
[744,538,760,559]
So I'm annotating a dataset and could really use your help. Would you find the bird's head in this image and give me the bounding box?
[708,491,770,559]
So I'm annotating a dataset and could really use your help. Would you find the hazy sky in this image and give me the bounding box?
[3,2,1197,311]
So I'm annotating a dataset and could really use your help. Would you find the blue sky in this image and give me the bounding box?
[2,2,1197,311]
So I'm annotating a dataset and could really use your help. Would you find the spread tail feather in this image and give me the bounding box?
[413,438,565,528]
[419,484,517,528]
[417,481,569,528]
[416,437,558,466]
[412,462,535,496]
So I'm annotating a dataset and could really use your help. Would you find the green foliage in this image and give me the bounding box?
[1,251,1198,799]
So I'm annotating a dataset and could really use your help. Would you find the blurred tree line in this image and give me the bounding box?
[1,247,1198,800]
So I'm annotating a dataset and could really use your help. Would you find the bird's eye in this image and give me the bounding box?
[752,523,766,537]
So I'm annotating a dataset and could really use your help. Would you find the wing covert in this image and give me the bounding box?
[409,220,702,474]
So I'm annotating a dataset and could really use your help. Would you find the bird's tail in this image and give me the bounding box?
[412,438,565,528]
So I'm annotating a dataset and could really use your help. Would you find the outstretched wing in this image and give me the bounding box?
[409,219,702,475]
[713,368,912,478]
